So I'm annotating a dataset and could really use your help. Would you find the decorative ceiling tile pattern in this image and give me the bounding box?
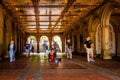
[3,0,104,33]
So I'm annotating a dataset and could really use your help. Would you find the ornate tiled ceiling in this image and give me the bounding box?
[2,0,103,34]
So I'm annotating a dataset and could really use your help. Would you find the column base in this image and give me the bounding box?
[103,49,112,59]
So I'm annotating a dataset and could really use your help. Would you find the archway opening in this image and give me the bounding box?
[52,36,62,52]
[40,36,49,52]
[109,25,115,55]
[27,36,37,52]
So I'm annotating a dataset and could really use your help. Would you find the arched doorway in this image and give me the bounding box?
[27,36,37,52]
[109,24,115,54]
[52,35,62,52]
[96,24,102,54]
[100,1,119,59]
[40,36,49,52]
[96,24,116,55]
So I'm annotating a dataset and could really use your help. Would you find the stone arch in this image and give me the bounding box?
[88,15,100,31]
[27,35,37,52]
[88,15,100,37]
[101,1,120,26]
[52,35,62,52]
[88,15,96,33]
[81,22,88,41]
[27,36,37,44]
[96,23,116,55]
[110,18,119,33]
[101,2,115,25]
[40,35,49,52]
[100,1,119,59]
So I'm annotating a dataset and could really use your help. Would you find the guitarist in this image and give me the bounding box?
[48,45,55,61]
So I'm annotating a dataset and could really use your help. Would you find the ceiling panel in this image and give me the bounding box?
[2,0,104,34]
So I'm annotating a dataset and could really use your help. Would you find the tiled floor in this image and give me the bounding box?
[0,53,120,80]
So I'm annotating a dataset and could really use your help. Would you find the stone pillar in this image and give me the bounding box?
[21,34,24,53]
[49,36,52,47]
[7,15,12,41]
[64,37,67,51]
[76,35,80,54]
[16,25,21,56]
[18,33,21,55]
[36,36,40,53]
[0,6,4,60]
[20,32,22,53]
[72,36,74,52]
[16,26,19,55]
[13,23,17,55]
[102,25,111,59]
[116,32,120,56]
[21,32,24,53]
[5,15,11,58]
[14,23,18,54]
[61,36,65,52]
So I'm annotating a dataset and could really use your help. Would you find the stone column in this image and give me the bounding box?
[7,15,12,41]
[49,36,52,47]
[36,36,40,53]
[16,25,21,56]
[116,32,120,56]
[61,36,65,52]
[76,35,80,54]
[20,32,22,53]
[14,23,18,54]
[18,32,21,55]
[102,25,111,59]
[72,36,74,52]
[22,34,25,53]
[5,15,11,58]
[64,37,67,52]
[0,6,4,60]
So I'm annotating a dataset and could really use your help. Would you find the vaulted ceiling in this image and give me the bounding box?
[2,0,103,34]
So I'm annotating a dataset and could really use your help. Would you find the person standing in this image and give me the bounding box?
[53,42,57,50]
[53,42,58,58]
[84,37,95,62]
[8,40,16,62]
[24,42,30,57]
[42,41,48,52]
[66,39,72,59]
[42,41,48,58]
